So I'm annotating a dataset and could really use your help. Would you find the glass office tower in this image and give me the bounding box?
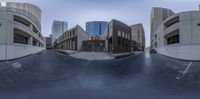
[52,20,68,39]
[86,21,108,35]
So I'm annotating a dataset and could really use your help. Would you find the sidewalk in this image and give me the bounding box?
[112,51,143,59]
[56,50,114,60]
[56,50,79,55]
[57,50,143,60]
[70,52,114,60]
[112,52,134,59]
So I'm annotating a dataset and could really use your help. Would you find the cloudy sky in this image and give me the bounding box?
[1,0,200,46]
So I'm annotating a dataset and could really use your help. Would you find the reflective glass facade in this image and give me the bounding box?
[52,21,68,39]
[86,21,108,35]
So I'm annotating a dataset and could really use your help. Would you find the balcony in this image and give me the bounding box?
[164,22,179,36]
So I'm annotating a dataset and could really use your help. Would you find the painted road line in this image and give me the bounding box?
[176,62,192,80]
[182,62,192,75]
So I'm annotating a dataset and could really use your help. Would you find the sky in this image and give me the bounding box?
[1,0,200,47]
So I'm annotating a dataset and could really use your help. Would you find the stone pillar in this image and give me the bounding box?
[69,41,71,50]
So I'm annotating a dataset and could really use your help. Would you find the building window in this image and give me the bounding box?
[155,42,157,48]
[154,34,157,41]
[118,31,121,36]
[167,34,179,45]
[164,16,179,28]
[1,2,7,7]
[14,33,28,44]
[165,30,179,45]
[125,33,128,39]
[14,28,29,45]
[117,37,121,45]
[122,32,125,38]
[33,26,39,34]
[14,15,31,27]
[73,30,75,35]
[128,34,130,40]
[33,39,37,46]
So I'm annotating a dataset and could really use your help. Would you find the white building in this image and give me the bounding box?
[0,2,45,60]
[151,6,200,60]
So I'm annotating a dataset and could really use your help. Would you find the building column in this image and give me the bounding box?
[28,36,33,45]
[70,39,72,50]
[29,24,33,30]
[73,40,76,50]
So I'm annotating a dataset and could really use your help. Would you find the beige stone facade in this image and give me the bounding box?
[130,24,145,51]
[56,25,90,50]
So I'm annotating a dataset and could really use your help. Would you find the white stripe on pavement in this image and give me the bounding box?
[182,62,192,75]
[176,62,192,80]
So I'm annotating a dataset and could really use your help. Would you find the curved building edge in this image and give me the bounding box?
[152,8,200,61]
[0,2,45,60]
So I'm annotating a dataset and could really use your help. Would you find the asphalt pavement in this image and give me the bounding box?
[0,50,200,99]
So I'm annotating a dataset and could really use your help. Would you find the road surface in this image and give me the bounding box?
[0,50,200,99]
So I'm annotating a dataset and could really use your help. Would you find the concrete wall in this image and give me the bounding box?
[0,45,6,60]
[0,44,44,60]
[156,44,200,61]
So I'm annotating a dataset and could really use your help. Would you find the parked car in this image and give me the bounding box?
[150,49,157,54]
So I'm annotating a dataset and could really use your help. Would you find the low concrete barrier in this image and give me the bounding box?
[156,44,200,61]
[0,44,45,60]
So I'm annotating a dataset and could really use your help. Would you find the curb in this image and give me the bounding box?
[113,53,135,59]
[55,50,69,55]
